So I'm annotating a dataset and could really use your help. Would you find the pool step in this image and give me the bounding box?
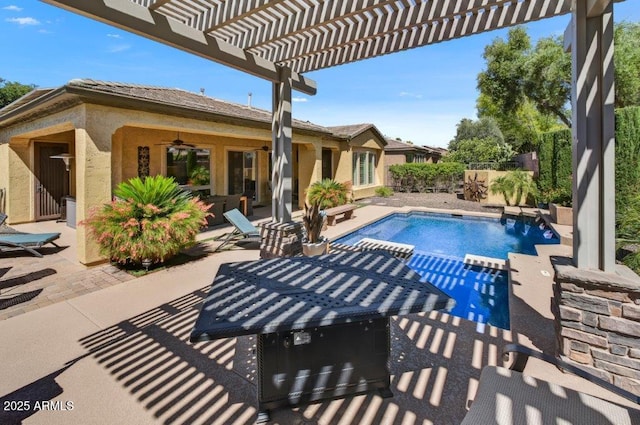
[354,238,415,260]
[463,254,507,271]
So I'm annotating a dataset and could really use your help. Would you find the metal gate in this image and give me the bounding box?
[34,142,69,221]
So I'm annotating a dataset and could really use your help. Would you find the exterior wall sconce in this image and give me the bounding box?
[50,153,74,171]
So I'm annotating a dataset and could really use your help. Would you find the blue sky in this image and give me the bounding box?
[2,1,639,148]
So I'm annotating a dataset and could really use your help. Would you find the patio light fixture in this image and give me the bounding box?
[50,153,74,171]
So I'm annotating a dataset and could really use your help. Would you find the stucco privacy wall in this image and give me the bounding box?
[464,170,535,206]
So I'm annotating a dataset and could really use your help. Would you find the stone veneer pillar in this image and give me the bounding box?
[552,257,640,395]
[259,221,303,258]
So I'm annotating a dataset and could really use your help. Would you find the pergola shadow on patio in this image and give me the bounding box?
[1,284,517,425]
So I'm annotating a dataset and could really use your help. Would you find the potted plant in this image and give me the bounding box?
[302,201,329,256]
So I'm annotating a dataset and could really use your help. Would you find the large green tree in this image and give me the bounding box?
[0,78,36,108]
[477,22,640,144]
[448,116,504,151]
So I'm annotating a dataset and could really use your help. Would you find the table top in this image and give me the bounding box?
[190,251,455,342]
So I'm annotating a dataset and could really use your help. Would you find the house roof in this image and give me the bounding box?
[0,79,388,143]
[326,123,387,145]
[66,79,331,134]
[384,138,443,154]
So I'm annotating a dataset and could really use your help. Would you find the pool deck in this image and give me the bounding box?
[0,204,636,424]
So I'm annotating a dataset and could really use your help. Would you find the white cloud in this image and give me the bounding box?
[399,91,423,99]
[6,17,40,25]
[292,97,308,103]
[107,34,122,39]
[3,5,22,11]
[108,44,131,53]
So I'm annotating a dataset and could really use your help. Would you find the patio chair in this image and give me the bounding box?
[461,344,640,425]
[0,212,6,227]
[0,232,61,258]
[214,208,261,251]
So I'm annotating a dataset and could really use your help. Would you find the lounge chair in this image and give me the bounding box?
[0,212,6,226]
[214,208,261,251]
[0,232,61,258]
[461,344,640,425]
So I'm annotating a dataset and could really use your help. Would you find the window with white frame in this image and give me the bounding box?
[352,151,376,186]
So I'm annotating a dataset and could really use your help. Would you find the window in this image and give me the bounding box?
[166,147,212,195]
[352,151,376,186]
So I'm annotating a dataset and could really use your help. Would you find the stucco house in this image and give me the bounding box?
[383,138,445,185]
[0,79,386,264]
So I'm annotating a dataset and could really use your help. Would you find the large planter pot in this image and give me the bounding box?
[550,203,573,226]
[302,239,329,256]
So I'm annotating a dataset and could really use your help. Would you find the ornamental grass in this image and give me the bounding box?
[82,176,210,266]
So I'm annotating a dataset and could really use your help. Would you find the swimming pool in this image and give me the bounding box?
[334,212,559,329]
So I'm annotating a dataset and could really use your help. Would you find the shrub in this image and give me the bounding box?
[388,162,465,193]
[375,186,393,197]
[307,179,348,209]
[617,193,640,275]
[82,175,210,266]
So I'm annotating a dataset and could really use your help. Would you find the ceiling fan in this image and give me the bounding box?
[156,132,196,149]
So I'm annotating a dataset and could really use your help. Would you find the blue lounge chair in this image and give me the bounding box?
[0,232,61,258]
[215,208,261,251]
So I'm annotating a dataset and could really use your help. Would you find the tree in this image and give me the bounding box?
[448,116,504,151]
[0,78,36,108]
[477,27,571,128]
[444,138,514,165]
[477,22,640,137]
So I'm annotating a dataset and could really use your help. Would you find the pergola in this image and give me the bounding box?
[43,0,618,273]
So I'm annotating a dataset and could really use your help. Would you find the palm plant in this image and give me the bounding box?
[307,179,348,209]
[83,175,210,267]
[490,170,538,206]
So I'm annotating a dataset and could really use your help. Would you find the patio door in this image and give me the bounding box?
[322,149,333,180]
[35,142,68,221]
[227,151,256,195]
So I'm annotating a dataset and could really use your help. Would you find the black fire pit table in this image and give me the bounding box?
[190,250,454,422]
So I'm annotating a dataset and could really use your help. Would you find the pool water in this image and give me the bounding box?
[334,212,559,329]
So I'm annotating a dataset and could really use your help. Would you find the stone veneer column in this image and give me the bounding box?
[553,257,640,395]
[259,221,303,259]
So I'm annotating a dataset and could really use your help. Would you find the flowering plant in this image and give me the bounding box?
[82,175,210,266]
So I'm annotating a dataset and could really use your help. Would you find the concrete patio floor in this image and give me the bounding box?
[0,204,635,424]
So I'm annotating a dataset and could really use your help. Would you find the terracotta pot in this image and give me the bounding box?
[302,239,329,256]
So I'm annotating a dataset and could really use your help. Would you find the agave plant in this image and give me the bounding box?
[82,175,210,267]
[302,201,325,243]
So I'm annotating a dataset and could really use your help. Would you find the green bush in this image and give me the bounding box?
[375,186,394,197]
[536,128,572,200]
[388,162,465,193]
[306,179,348,209]
[82,175,210,266]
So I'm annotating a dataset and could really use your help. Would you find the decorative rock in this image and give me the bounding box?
[570,340,590,353]
[561,327,608,348]
[559,305,582,322]
[582,311,599,327]
[610,344,629,356]
[569,349,592,364]
[609,332,640,350]
[561,292,610,315]
[560,282,585,293]
[586,288,633,303]
[592,348,640,370]
[623,304,640,321]
[554,262,640,293]
[561,320,607,337]
[600,316,640,338]
[594,359,640,380]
